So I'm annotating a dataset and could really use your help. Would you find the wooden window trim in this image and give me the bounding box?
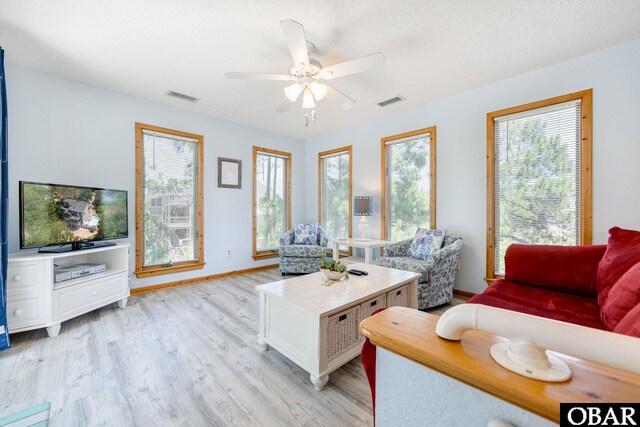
[135,122,205,278]
[252,146,292,261]
[485,89,593,283]
[380,126,437,241]
[318,146,353,257]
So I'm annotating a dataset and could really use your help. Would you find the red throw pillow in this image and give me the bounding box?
[600,262,640,330]
[613,302,640,338]
[596,227,640,306]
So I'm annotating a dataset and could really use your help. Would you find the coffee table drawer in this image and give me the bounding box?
[387,285,410,307]
[326,305,360,361]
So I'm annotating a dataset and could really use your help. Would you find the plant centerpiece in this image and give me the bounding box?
[320,256,349,281]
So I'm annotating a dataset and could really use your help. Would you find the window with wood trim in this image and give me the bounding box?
[253,146,291,260]
[135,123,204,278]
[318,146,352,254]
[381,127,437,241]
[486,90,592,280]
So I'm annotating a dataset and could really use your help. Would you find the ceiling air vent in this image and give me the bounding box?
[166,90,200,103]
[377,96,405,108]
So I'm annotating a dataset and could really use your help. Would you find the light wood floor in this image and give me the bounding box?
[0,268,465,426]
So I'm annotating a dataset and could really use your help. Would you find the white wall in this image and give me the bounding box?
[304,38,640,294]
[6,64,305,289]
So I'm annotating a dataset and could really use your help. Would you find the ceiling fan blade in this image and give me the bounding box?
[275,98,292,113]
[225,72,292,81]
[319,53,385,80]
[280,20,310,68]
[326,85,356,110]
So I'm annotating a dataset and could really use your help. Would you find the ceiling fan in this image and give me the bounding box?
[225,19,385,117]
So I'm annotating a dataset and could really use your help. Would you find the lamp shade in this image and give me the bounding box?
[354,196,373,216]
[302,89,316,109]
[284,83,303,102]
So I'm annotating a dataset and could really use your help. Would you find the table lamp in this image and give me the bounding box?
[354,196,373,241]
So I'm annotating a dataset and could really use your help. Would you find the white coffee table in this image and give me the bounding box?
[330,238,393,264]
[256,263,419,391]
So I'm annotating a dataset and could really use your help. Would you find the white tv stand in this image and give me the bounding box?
[6,243,130,337]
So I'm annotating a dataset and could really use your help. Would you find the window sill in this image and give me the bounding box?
[252,251,279,261]
[135,261,205,278]
[483,275,503,286]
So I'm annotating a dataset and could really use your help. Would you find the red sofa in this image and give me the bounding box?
[469,226,640,337]
[361,227,640,421]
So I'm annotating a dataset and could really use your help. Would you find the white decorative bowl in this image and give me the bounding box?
[321,269,347,281]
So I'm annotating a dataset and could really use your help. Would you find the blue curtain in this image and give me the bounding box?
[0,47,9,351]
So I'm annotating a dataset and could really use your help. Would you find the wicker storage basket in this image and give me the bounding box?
[359,294,387,322]
[326,305,360,361]
[387,285,409,307]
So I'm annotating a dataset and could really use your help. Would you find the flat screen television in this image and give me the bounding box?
[19,181,128,253]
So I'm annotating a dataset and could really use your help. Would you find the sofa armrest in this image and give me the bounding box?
[383,239,412,257]
[504,244,607,297]
[279,229,295,247]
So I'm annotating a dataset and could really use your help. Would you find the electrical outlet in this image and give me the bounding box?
[226,249,232,257]
[456,259,461,270]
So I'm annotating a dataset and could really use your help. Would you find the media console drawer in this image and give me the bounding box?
[53,273,127,322]
[7,297,42,331]
[7,261,44,298]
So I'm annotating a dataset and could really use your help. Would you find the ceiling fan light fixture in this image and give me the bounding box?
[309,82,327,101]
[302,89,316,109]
[284,83,303,102]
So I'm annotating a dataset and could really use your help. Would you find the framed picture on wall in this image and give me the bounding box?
[218,157,242,189]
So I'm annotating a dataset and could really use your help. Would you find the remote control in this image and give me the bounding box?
[349,269,369,276]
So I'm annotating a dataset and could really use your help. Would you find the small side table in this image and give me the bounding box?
[330,238,393,264]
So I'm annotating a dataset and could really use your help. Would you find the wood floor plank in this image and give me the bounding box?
[0,267,464,425]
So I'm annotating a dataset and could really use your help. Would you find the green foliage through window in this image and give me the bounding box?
[142,131,198,267]
[321,150,350,242]
[494,101,581,274]
[255,151,288,252]
[387,136,431,241]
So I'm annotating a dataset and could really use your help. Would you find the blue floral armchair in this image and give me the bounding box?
[377,232,463,309]
[279,224,329,275]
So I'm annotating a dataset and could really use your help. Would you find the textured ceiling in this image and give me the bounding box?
[1,0,639,139]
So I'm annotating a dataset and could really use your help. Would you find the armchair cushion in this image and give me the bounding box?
[596,226,640,306]
[504,243,606,297]
[407,228,445,260]
[293,223,320,245]
[279,244,325,258]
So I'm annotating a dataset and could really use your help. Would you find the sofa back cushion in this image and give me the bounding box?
[596,227,640,306]
[504,243,606,297]
[601,261,640,330]
[613,302,640,338]
[293,224,318,245]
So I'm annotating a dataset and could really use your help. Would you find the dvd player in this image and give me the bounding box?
[54,263,106,284]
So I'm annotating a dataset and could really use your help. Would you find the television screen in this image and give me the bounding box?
[20,181,128,249]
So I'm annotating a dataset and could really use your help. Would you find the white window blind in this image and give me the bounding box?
[386,134,431,241]
[141,130,199,267]
[493,100,581,274]
[321,151,350,241]
[255,151,288,252]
